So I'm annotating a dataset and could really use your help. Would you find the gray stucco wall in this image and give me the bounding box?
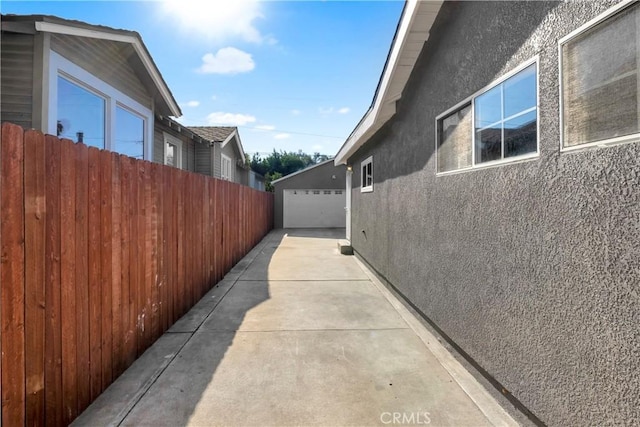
[348,1,639,426]
[273,161,346,228]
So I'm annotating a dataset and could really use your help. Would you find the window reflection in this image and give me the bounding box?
[474,64,537,163]
[166,142,176,166]
[57,76,105,148]
[115,107,144,159]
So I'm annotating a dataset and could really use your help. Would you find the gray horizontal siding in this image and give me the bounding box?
[51,34,151,109]
[153,122,198,172]
[1,33,34,129]
[194,143,212,176]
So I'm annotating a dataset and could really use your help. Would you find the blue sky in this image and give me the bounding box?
[2,0,404,157]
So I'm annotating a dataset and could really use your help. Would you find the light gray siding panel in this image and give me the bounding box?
[1,33,35,128]
[213,143,221,178]
[348,1,638,426]
[184,139,195,172]
[153,128,164,164]
[153,122,196,172]
[194,143,212,176]
[50,34,151,109]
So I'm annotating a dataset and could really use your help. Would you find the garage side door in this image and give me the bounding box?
[283,189,346,228]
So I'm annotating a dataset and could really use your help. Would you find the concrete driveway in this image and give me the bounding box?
[73,229,518,427]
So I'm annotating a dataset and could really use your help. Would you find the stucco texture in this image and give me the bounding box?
[273,161,346,228]
[348,1,640,426]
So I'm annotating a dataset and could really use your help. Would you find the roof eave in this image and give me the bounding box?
[334,0,442,165]
[34,20,182,118]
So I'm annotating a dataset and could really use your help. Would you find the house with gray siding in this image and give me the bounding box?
[188,126,250,186]
[1,14,181,161]
[1,14,262,190]
[335,1,639,425]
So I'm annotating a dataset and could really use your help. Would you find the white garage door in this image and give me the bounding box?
[283,189,346,228]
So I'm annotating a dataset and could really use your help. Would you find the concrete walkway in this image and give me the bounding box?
[73,229,518,427]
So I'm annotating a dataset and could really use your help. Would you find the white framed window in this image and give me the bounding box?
[163,132,182,169]
[48,51,153,160]
[559,0,639,151]
[221,153,233,181]
[436,58,539,175]
[361,156,373,192]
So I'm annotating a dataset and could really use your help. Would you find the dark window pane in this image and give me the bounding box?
[115,106,144,159]
[476,128,502,163]
[504,64,536,118]
[504,110,537,157]
[562,3,639,146]
[57,76,105,148]
[475,85,501,129]
[437,104,472,172]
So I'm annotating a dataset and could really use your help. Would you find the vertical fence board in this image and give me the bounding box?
[100,150,113,389]
[60,139,78,424]
[88,147,102,401]
[75,143,91,414]
[0,126,274,425]
[149,163,160,344]
[110,153,122,379]
[44,134,63,426]
[24,130,46,426]
[120,157,134,369]
[1,123,26,426]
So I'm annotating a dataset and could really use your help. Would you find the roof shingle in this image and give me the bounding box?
[188,126,236,143]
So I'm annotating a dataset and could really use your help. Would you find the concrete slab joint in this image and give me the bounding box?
[73,229,519,427]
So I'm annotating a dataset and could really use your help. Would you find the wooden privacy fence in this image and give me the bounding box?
[0,123,274,426]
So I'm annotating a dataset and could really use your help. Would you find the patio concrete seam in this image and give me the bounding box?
[195,327,412,333]
[116,233,275,426]
[353,256,519,427]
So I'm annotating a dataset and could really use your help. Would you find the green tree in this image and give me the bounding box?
[249,149,333,192]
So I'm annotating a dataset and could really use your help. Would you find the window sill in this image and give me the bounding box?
[436,152,539,177]
[560,133,640,153]
[361,186,373,193]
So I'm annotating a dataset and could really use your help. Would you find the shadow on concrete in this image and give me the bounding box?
[71,232,283,426]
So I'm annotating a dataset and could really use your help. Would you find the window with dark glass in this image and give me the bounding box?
[561,2,639,147]
[361,156,373,192]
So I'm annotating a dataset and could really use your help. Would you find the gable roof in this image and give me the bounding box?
[1,14,181,117]
[188,126,246,159]
[334,0,442,165]
[271,158,337,185]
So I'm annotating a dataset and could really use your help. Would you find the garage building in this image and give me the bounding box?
[272,159,347,229]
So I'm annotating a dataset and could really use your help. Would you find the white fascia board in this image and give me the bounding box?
[221,129,246,159]
[34,21,182,117]
[334,0,442,165]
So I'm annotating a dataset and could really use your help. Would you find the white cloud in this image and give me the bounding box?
[181,100,200,108]
[206,112,256,126]
[255,125,276,131]
[197,48,255,75]
[319,106,350,115]
[160,0,269,44]
[274,133,291,140]
[291,109,301,116]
